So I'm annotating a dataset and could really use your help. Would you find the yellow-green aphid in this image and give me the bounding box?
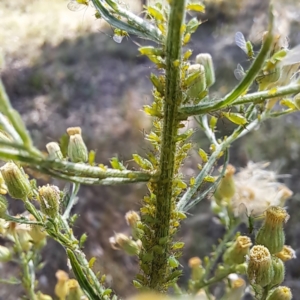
[221,112,248,126]
[138,46,164,56]
[235,32,254,59]
[209,115,218,131]
[146,6,165,21]
[186,3,205,12]
[198,148,208,163]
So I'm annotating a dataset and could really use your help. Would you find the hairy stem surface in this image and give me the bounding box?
[149,0,186,290]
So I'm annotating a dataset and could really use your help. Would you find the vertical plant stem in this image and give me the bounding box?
[149,0,186,290]
[13,232,37,300]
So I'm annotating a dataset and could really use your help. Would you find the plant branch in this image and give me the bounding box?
[91,0,163,43]
[148,0,186,290]
[0,79,40,157]
[0,146,157,184]
[178,9,275,119]
[180,150,229,212]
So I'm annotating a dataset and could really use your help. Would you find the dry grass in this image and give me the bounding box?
[0,0,142,66]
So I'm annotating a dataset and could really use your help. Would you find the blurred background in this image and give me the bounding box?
[1,0,300,299]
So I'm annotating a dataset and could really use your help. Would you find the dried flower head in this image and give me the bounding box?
[125,210,140,227]
[67,279,83,300]
[224,275,246,300]
[109,233,141,256]
[55,270,69,300]
[188,257,205,281]
[230,162,292,218]
[188,256,202,268]
[255,206,289,254]
[247,245,274,287]
[38,185,60,219]
[223,235,252,265]
[275,245,296,262]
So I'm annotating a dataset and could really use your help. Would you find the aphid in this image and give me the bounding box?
[234,63,246,81]
[113,28,129,44]
[238,203,255,234]
[67,0,89,11]
[235,32,254,60]
[221,111,248,126]
[61,183,71,209]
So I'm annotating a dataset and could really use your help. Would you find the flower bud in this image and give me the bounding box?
[224,275,246,300]
[0,218,7,235]
[0,172,8,195]
[223,235,252,265]
[0,245,12,262]
[109,233,141,256]
[186,64,206,100]
[210,198,222,215]
[195,53,215,87]
[275,245,296,262]
[125,211,143,239]
[255,206,289,254]
[67,279,83,300]
[16,225,32,251]
[28,215,47,248]
[247,245,274,287]
[188,257,205,281]
[55,270,69,300]
[38,185,60,219]
[0,195,8,216]
[0,162,31,200]
[125,211,140,227]
[67,127,88,163]
[235,262,248,275]
[266,286,292,300]
[214,164,236,204]
[270,256,285,286]
[46,142,63,160]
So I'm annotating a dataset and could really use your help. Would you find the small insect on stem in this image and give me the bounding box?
[235,32,255,60]
[238,203,255,234]
[234,63,246,81]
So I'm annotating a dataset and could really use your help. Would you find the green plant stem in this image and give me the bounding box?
[0,112,22,143]
[202,220,239,283]
[0,80,40,157]
[19,199,107,299]
[261,287,269,300]
[0,145,157,183]
[177,104,256,211]
[91,0,163,43]
[178,9,274,119]
[179,82,300,117]
[148,0,186,290]
[181,150,229,212]
[195,266,236,290]
[12,232,37,300]
[63,182,80,220]
[57,215,106,298]
[231,83,300,105]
